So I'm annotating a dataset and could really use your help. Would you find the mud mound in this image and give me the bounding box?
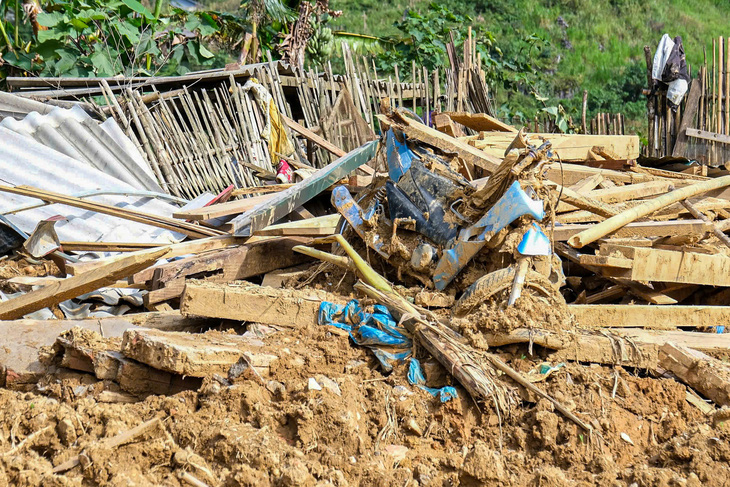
[0,320,722,486]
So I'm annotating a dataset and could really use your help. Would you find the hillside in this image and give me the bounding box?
[200,0,730,131]
[331,0,730,129]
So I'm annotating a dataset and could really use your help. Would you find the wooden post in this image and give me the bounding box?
[672,76,703,157]
[719,37,724,135]
[726,37,730,135]
[644,46,655,156]
[581,89,588,133]
[421,66,432,127]
[433,69,440,113]
[394,63,403,108]
[713,38,718,132]
[699,65,706,133]
[411,60,417,112]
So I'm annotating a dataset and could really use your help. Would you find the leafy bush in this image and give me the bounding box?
[0,0,244,79]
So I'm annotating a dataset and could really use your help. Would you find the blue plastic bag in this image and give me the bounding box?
[319,299,457,402]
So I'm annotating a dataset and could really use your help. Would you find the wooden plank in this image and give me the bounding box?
[487,327,730,369]
[627,247,730,286]
[444,111,517,133]
[584,285,624,304]
[672,79,703,157]
[568,174,604,194]
[570,304,730,329]
[252,214,340,236]
[142,237,311,305]
[544,162,656,186]
[181,281,341,327]
[0,185,222,238]
[432,112,465,137]
[686,388,715,415]
[686,127,730,145]
[556,243,679,305]
[173,193,276,220]
[283,115,346,157]
[578,255,633,269]
[553,219,712,241]
[230,184,294,197]
[660,342,730,406]
[67,235,242,276]
[231,140,378,236]
[7,276,142,289]
[554,184,619,217]
[584,180,677,204]
[59,241,160,252]
[261,264,310,288]
[0,247,169,320]
[467,132,640,161]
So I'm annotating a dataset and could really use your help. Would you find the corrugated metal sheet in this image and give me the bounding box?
[0,91,53,120]
[0,127,184,245]
[0,105,161,192]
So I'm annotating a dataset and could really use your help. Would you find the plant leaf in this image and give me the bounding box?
[122,0,154,20]
[91,50,116,76]
[198,43,215,58]
[37,12,65,28]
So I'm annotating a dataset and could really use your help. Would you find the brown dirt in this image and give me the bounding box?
[454,291,573,350]
[0,256,61,292]
[0,316,723,487]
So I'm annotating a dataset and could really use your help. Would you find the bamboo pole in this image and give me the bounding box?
[433,69,440,113]
[713,38,717,133]
[394,63,403,108]
[569,175,730,248]
[412,60,417,112]
[719,36,724,135]
[726,37,730,135]
[422,66,430,125]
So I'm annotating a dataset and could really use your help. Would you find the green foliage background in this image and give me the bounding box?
[5,0,730,133]
[320,0,730,132]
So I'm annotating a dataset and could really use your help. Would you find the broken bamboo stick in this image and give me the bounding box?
[554,184,619,218]
[569,176,730,248]
[680,199,730,249]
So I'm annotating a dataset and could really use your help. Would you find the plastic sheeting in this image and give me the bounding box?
[407,358,458,403]
[319,299,458,402]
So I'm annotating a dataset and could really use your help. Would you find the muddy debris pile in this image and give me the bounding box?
[1,60,730,485]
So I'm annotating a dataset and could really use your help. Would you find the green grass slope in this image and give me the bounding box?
[199,0,730,129]
[330,0,730,128]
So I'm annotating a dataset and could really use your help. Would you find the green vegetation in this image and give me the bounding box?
[4,0,730,132]
[0,0,249,78]
[327,0,730,131]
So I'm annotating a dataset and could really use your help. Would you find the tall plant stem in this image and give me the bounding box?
[153,0,164,19]
[0,18,15,54]
[14,0,19,45]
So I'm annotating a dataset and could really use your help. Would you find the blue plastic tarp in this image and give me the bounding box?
[319,299,458,402]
